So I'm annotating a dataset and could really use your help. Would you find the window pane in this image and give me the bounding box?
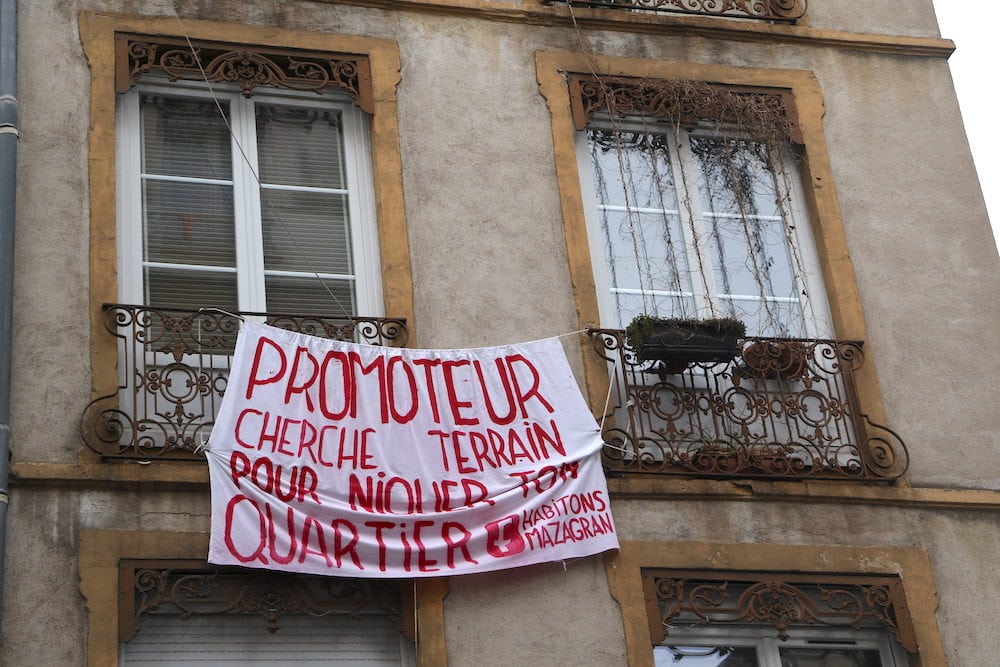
[691,136,806,336]
[707,212,805,336]
[692,137,782,219]
[143,180,236,267]
[719,297,807,339]
[589,128,678,210]
[655,646,760,666]
[256,105,346,189]
[264,274,356,318]
[778,647,883,667]
[140,95,232,180]
[602,211,691,293]
[707,215,797,299]
[138,94,237,312]
[588,128,696,325]
[601,210,695,321]
[260,190,352,275]
[145,267,239,312]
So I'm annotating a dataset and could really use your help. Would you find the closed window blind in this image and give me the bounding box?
[256,103,357,316]
[140,95,237,311]
[121,613,407,666]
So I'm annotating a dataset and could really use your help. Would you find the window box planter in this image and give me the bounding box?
[625,316,746,369]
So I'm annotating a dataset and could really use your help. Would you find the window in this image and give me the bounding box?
[79,528,449,666]
[543,70,909,481]
[117,81,381,319]
[577,112,831,338]
[118,562,415,667]
[600,540,943,666]
[109,81,384,458]
[80,27,415,461]
[123,613,413,666]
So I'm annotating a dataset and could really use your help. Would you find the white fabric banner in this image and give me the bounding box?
[207,322,618,577]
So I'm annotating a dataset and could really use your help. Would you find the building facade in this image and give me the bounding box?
[2,0,999,665]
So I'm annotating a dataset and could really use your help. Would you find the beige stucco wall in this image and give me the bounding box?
[3,487,211,666]
[4,0,999,665]
[12,1,94,463]
[805,0,940,37]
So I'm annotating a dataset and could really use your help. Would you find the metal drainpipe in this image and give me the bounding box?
[0,0,18,636]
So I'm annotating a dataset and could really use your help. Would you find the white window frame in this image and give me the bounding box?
[116,78,383,318]
[576,121,832,339]
[656,626,908,666]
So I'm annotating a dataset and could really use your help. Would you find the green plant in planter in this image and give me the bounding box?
[625,315,747,367]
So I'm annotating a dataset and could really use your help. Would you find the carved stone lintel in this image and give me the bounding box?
[115,33,374,113]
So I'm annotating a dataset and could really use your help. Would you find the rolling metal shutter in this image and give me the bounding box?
[121,613,406,666]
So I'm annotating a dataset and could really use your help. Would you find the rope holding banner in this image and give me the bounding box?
[598,354,620,435]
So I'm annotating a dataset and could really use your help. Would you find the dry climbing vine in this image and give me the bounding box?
[577,74,817,336]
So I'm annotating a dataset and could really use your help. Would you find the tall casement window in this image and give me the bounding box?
[117,561,417,666]
[80,34,410,461]
[555,71,909,482]
[574,78,831,338]
[115,36,382,319]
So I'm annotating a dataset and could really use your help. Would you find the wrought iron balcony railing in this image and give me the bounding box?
[81,304,408,461]
[542,0,807,23]
[588,329,908,480]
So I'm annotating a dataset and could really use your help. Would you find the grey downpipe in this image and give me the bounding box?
[0,0,17,636]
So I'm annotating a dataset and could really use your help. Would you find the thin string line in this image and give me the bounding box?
[196,306,244,321]
[413,579,419,662]
[167,2,353,319]
[598,352,619,434]
[380,328,591,351]
[564,3,650,460]
[594,354,635,457]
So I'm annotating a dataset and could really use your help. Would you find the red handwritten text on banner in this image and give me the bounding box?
[207,322,618,577]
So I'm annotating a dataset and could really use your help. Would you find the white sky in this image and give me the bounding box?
[931,1,999,247]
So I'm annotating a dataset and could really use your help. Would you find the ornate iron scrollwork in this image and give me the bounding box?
[115,34,374,112]
[588,329,909,480]
[120,562,404,641]
[644,570,917,652]
[567,74,800,143]
[544,0,806,23]
[81,304,408,460]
